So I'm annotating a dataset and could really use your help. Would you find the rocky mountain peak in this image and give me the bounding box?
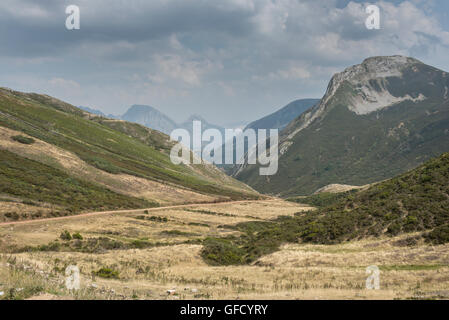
[283,56,437,149]
[323,56,422,111]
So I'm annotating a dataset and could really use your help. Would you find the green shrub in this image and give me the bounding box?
[130,239,152,249]
[425,224,449,245]
[60,230,72,241]
[188,222,209,227]
[72,232,83,240]
[287,190,356,208]
[387,223,401,235]
[90,158,122,174]
[37,241,61,252]
[201,238,246,266]
[11,135,35,144]
[160,230,196,236]
[148,216,168,222]
[4,212,19,221]
[94,267,119,279]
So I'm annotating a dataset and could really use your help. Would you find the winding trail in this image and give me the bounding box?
[0,199,277,227]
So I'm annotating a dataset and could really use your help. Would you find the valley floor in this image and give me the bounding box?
[0,200,448,300]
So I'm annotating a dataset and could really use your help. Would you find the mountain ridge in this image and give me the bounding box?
[245,98,319,132]
[234,55,449,196]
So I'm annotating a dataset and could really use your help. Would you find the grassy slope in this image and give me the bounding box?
[0,88,257,202]
[203,152,449,265]
[95,118,174,154]
[0,149,154,216]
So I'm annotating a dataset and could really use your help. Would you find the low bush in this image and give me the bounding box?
[72,232,83,240]
[287,190,356,207]
[11,135,35,145]
[201,238,246,266]
[425,224,449,245]
[160,230,197,237]
[59,230,72,241]
[94,267,119,279]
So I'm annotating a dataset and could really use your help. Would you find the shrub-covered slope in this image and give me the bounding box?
[203,152,449,265]
[0,149,154,215]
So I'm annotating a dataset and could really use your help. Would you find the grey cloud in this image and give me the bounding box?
[0,0,255,58]
[1,0,449,125]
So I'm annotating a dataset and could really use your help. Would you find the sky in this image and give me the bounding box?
[1,0,449,126]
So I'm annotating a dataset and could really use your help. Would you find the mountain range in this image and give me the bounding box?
[84,104,229,140]
[81,100,318,163]
[82,98,318,143]
[218,98,318,171]
[234,55,449,196]
[78,106,119,119]
[3,54,448,204]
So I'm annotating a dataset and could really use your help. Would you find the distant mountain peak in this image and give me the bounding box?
[78,106,106,117]
[127,104,159,112]
[121,104,177,135]
[185,114,208,123]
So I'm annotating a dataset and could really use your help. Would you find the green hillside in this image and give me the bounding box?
[0,149,154,217]
[203,152,449,265]
[0,88,258,220]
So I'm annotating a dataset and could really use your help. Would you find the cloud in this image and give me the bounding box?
[49,77,80,89]
[1,0,449,124]
[152,54,221,87]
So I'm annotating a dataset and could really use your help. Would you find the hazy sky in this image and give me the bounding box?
[1,0,449,125]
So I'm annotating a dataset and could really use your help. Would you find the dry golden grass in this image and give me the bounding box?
[1,200,448,300]
[314,184,364,194]
[0,201,55,218]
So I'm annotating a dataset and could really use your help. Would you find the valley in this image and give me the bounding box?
[1,56,448,301]
[3,0,449,308]
[1,199,448,300]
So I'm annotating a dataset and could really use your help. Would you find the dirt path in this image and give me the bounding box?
[0,199,278,227]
